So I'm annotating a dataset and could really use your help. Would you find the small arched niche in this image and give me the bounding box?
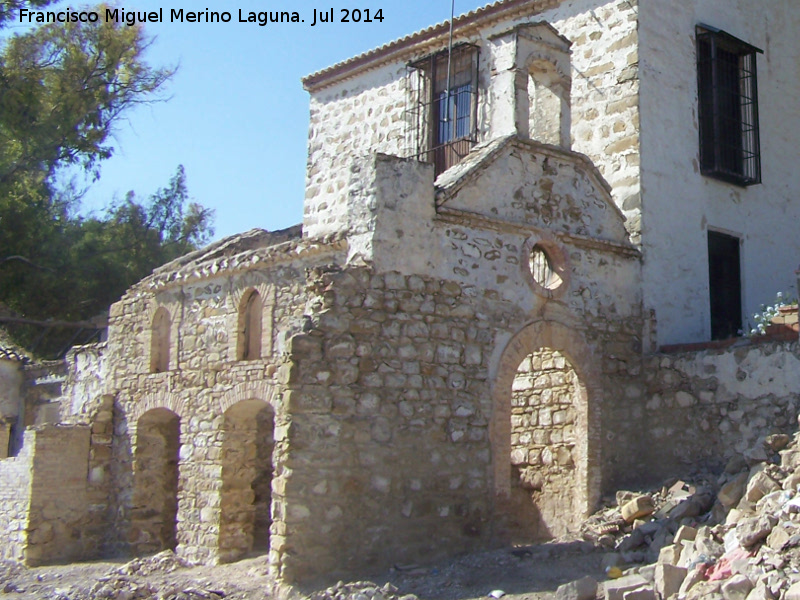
[527,58,570,147]
[237,289,263,361]
[489,22,571,148]
[150,307,171,373]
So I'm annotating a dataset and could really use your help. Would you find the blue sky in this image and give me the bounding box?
[11,0,492,241]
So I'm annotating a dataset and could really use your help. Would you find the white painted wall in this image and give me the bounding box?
[639,0,800,345]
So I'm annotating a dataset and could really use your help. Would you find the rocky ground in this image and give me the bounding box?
[6,429,800,600]
[0,542,606,600]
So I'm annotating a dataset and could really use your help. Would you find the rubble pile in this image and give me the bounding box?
[112,550,191,577]
[310,580,420,600]
[559,432,800,599]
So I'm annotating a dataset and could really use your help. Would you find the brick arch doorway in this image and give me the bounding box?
[490,320,601,542]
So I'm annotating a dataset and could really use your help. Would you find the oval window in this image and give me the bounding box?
[528,245,563,291]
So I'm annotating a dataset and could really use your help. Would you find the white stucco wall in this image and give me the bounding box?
[639,0,800,345]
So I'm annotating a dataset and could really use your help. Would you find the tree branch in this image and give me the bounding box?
[0,316,105,329]
[0,255,54,271]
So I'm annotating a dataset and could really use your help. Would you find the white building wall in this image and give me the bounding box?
[639,0,800,345]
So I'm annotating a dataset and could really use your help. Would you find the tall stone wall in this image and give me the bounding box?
[280,267,497,580]
[103,239,345,571]
[25,425,92,566]
[539,0,641,240]
[304,65,408,237]
[0,421,110,567]
[278,263,644,581]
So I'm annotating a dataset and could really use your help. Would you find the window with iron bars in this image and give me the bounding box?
[696,25,762,187]
[407,44,479,176]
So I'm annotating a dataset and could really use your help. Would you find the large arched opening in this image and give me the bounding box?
[491,321,600,543]
[130,407,181,554]
[218,399,275,562]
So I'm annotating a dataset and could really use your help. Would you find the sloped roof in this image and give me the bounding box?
[152,225,302,276]
[302,0,563,92]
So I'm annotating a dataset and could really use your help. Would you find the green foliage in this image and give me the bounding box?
[0,5,214,357]
[0,5,173,183]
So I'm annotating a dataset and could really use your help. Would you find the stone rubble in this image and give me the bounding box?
[309,580,419,600]
[564,426,800,599]
[112,550,191,577]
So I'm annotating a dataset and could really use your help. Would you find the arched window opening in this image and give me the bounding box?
[527,62,566,147]
[238,290,263,361]
[150,308,171,373]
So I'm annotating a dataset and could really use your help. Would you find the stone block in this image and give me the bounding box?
[622,588,655,600]
[605,574,648,600]
[783,470,800,491]
[556,576,597,600]
[657,544,680,566]
[684,581,721,599]
[721,574,754,600]
[719,473,749,508]
[785,582,800,600]
[744,581,775,600]
[745,471,780,504]
[674,525,698,544]
[736,515,777,548]
[767,525,791,551]
[782,448,800,470]
[655,563,687,599]
[621,495,655,523]
[678,567,705,597]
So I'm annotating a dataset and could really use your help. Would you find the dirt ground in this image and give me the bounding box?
[0,541,608,600]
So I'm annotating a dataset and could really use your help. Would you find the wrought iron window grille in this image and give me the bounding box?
[406,44,479,177]
[696,25,763,187]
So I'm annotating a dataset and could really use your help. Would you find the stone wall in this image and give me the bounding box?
[633,340,800,483]
[0,429,34,561]
[101,236,346,572]
[0,418,111,567]
[278,262,644,581]
[25,425,92,566]
[510,348,580,540]
[62,343,106,418]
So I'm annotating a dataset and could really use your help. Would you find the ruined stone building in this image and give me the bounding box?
[2,0,800,588]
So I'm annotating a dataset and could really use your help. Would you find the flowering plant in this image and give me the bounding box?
[749,292,798,336]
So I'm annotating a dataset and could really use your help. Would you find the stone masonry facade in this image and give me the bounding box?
[1,0,799,591]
